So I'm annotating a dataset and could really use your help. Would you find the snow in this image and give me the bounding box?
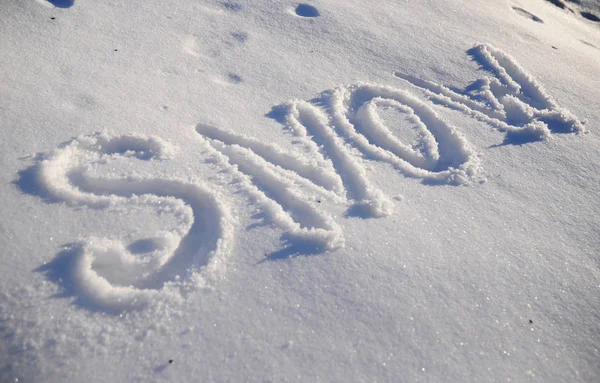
[1,0,599,381]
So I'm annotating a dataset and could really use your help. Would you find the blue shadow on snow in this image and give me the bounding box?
[48,0,74,8]
[259,233,328,263]
[33,244,115,314]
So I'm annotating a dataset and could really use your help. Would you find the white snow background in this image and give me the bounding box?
[1,0,599,381]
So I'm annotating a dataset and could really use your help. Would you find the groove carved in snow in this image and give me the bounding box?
[21,44,583,312]
[27,134,234,312]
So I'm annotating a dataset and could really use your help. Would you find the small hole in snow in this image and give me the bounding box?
[228,73,242,84]
[581,11,600,22]
[295,4,320,18]
[47,0,74,8]
[222,2,242,12]
[543,0,566,10]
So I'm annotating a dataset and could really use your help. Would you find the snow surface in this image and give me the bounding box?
[1,0,600,381]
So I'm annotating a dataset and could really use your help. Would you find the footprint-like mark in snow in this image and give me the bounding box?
[395,43,584,144]
[231,32,248,44]
[26,134,234,312]
[295,4,320,18]
[228,73,243,84]
[512,7,544,23]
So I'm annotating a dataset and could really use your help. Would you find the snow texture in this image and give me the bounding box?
[1,0,599,382]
